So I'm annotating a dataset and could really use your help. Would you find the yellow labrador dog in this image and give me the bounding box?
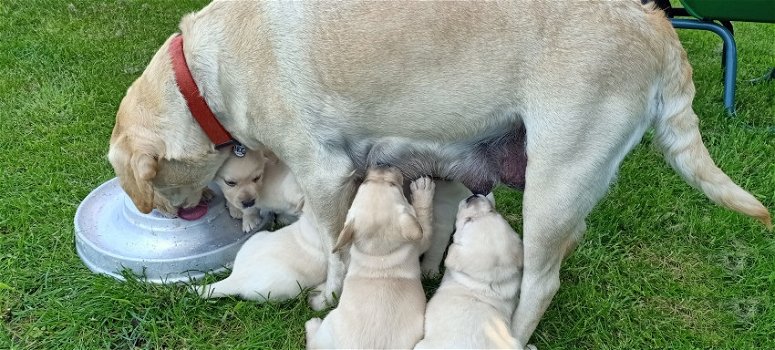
[305,168,434,349]
[108,2,771,345]
[416,194,524,349]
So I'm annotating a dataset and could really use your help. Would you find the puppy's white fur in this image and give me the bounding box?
[194,213,324,301]
[415,195,523,349]
[306,170,434,349]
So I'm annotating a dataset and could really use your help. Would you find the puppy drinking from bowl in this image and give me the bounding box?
[305,167,434,349]
[415,194,524,349]
[216,148,304,232]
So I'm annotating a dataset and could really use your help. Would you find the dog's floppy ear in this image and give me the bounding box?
[398,209,423,242]
[109,137,158,214]
[332,218,355,252]
[129,152,158,213]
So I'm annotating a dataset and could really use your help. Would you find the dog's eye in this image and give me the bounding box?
[253,175,262,183]
[464,217,472,223]
[225,180,237,187]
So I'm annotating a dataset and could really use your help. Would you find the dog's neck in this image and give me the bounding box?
[347,243,421,279]
[176,2,294,155]
[445,269,519,316]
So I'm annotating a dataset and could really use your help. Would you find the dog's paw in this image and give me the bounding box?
[421,265,441,279]
[308,288,335,311]
[524,344,538,350]
[410,177,435,205]
[242,215,260,233]
[420,260,440,278]
[228,204,243,219]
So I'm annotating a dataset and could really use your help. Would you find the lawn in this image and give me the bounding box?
[1,1,773,349]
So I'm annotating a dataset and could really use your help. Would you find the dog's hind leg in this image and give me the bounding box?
[511,106,652,347]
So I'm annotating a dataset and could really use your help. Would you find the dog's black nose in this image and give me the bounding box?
[242,199,255,208]
[465,194,480,204]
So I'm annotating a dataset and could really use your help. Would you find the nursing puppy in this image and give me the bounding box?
[193,213,325,301]
[108,2,772,345]
[305,168,434,349]
[415,194,524,349]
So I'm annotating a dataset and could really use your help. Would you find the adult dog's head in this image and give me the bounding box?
[108,35,230,217]
[446,194,523,282]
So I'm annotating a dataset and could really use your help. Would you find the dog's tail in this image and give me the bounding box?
[652,33,771,228]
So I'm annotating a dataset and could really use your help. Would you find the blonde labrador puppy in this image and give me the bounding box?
[218,148,304,229]
[305,168,434,349]
[215,148,268,232]
[415,194,524,349]
[193,213,324,301]
[108,2,771,345]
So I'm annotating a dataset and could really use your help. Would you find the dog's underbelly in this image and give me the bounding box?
[342,123,527,195]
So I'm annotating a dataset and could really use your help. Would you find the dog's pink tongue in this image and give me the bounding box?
[178,201,208,221]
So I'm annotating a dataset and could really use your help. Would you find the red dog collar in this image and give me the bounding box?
[168,34,245,156]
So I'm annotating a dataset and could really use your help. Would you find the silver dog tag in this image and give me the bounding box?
[233,143,247,158]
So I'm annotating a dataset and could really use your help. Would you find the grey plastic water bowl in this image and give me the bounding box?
[74,178,271,284]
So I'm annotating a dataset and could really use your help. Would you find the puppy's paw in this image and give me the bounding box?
[308,287,335,311]
[242,215,260,233]
[228,203,243,219]
[524,345,538,350]
[410,177,435,206]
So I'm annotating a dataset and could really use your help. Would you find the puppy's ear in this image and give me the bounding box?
[485,192,496,208]
[398,210,423,242]
[332,218,355,252]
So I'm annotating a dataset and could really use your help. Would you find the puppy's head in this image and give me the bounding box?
[216,149,268,211]
[333,166,422,253]
[445,194,523,280]
[108,35,229,216]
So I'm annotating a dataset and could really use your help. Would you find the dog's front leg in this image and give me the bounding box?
[290,155,358,310]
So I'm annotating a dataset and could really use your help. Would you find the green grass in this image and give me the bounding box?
[1,1,773,348]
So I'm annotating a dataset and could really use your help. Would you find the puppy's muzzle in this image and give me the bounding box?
[241,199,256,208]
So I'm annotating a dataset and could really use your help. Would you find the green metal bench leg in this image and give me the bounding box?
[670,18,737,114]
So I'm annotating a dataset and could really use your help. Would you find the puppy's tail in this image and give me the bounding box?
[652,35,771,228]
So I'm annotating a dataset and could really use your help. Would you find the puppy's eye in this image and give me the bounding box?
[464,217,472,223]
[225,180,237,187]
[253,175,262,183]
